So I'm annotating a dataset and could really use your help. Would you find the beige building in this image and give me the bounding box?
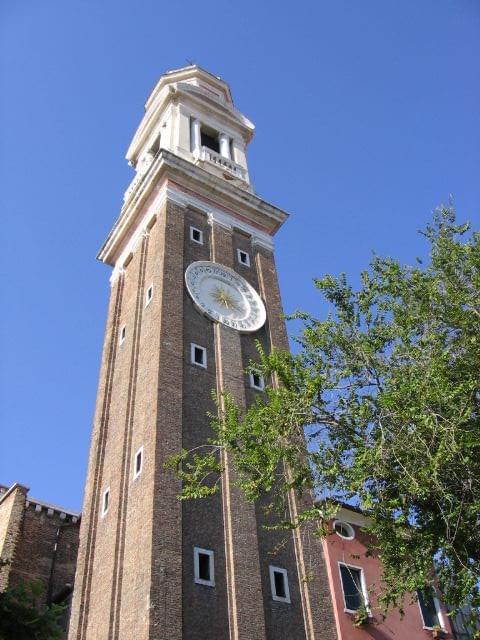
[67,66,338,640]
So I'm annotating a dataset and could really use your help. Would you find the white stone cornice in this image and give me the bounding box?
[107,182,276,280]
[109,189,171,281]
[162,185,188,209]
[110,266,125,286]
[166,185,273,248]
[98,150,286,266]
[207,211,233,232]
[147,66,234,110]
[251,234,275,252]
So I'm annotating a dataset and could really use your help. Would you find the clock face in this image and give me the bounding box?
[185,261,266,333]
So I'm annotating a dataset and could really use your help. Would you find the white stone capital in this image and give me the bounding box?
[252,234,274,251]
[208,211,233,232]
[110,266,125,286]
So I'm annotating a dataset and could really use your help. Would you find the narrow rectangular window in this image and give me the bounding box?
[145,285,153,307]
[199,553,210,580]
[190,226,203,245]
[191,343,207,368]
[101,488,110,517]
[194,547,215,587]
[249,371,265,391]
[339,564,367,612]
[269,566,290,603]
[274,571,286,598]
[237,249,250,267]
[133,447,143,480]
[417,590,441,629]
[119,325,126,344]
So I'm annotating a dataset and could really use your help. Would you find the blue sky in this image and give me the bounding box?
[1,0,479,511]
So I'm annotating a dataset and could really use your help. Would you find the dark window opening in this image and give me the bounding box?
[193,346,205,366]
[201,130,220,153]
[340,565,363,611]
[103,490,109,513]
[238,250,249,265]
[274,571,286,599]
[334,521,353,538]
[251,372,264,389]
[418,590,440,628]
[198,553,211,582]
[191,228,202,243]
[135,451,142,475]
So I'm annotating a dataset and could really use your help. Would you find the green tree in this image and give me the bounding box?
[169,207,480,616]
[0,578,65,640]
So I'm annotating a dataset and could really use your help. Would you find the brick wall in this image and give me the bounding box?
[8,505,79,602]
[69,191,338,640]
[0,484,27,590]
[0,484,80,636]
[181,207,230,640]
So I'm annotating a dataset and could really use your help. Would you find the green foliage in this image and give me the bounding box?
[0,581,65,640]
[352,604,371,628]
[168,207,480,615]
[165,446,223,499]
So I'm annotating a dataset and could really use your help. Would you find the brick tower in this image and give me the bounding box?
[68,66,337,640]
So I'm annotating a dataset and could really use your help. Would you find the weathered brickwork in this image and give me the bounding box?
[0,484,80,635]
[0,484,27,590]
[69,269,125,640]
[9,506,79,598]
[211,221,269,640]
[147,200,185,640]
[181,208,230,640]
[69,184,338,640]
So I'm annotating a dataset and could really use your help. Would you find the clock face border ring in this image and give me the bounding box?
[185,260,267,333]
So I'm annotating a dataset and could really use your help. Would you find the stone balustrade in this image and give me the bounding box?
[200,146,247,181]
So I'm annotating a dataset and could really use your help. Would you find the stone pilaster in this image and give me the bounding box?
[254,245,338,640]
[211,221,268,640]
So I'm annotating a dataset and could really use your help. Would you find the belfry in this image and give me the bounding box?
[68,66,336,640]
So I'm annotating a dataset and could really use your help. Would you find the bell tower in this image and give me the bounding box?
[68,66,337,640]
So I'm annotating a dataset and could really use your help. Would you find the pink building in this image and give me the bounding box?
[322,504,454,639]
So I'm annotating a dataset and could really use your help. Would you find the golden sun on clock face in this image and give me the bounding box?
[212,286,244,313]
[185,261,266,333]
